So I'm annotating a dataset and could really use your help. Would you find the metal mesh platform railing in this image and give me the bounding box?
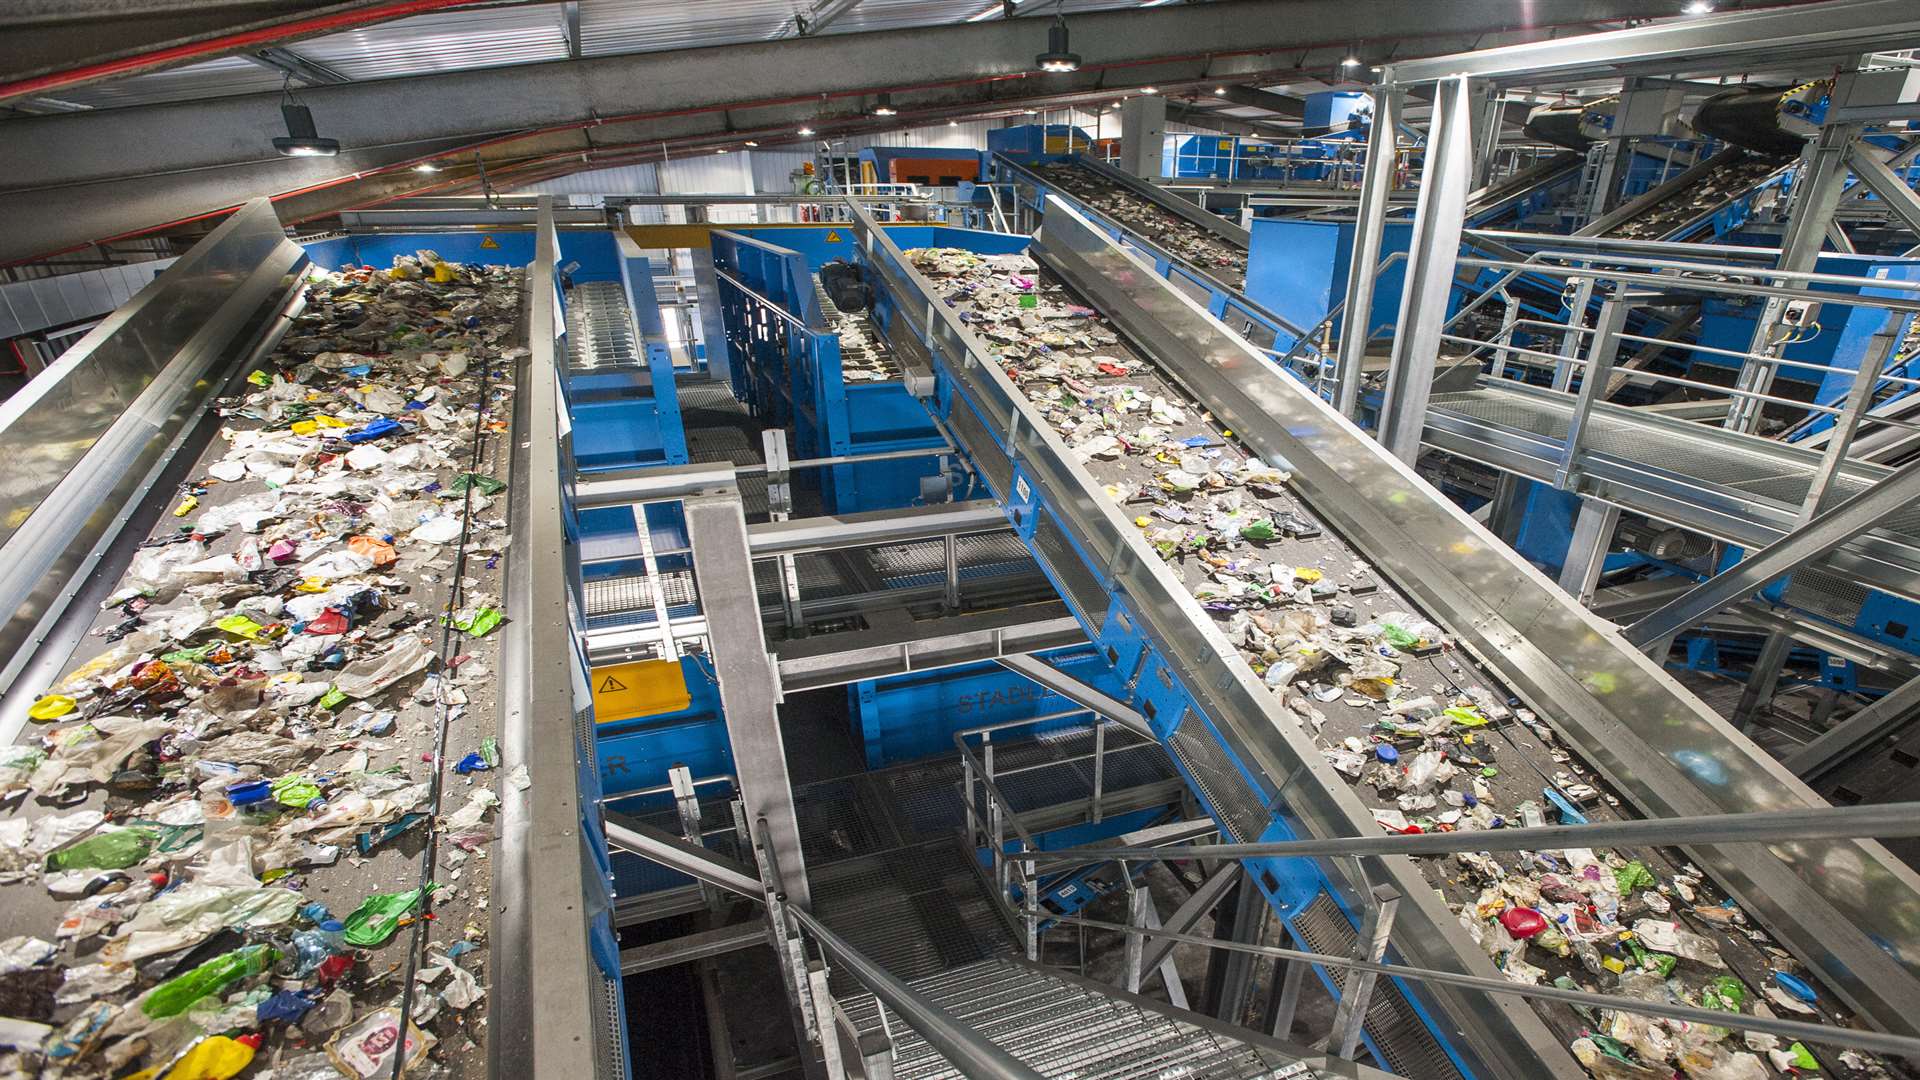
[1429,382,1920,544]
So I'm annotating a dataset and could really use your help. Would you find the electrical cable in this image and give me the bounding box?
[388,276,505,1080]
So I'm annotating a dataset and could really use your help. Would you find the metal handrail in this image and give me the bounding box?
[1045,913,1920,1061]
[785,906,1047,1080]
[1017,798,1920,865]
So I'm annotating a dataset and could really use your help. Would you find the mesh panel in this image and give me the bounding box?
[1290,893,1465,1080]
[1032,509,1110,625]
[949,396,1015,500]
[1166,709,1270,843]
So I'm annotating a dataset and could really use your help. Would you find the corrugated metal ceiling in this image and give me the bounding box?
[33,0,1228,112]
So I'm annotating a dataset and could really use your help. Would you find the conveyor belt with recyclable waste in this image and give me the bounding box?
[0,253,521,1079]
[849,195,1920,1080]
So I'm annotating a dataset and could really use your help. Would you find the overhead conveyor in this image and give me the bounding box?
[842,192,1920,1075]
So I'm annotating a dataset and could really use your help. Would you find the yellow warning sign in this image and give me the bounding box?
[825,230,844,242]
[479,235,500,250]
[592,659,691,722]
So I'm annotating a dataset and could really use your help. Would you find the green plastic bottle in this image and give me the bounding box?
[141,943,280,1019]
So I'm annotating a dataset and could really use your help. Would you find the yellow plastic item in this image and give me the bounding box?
[431,262,459,283]
[173,495,198,518]
[1293,567,1323,584]
[294,577,331,593]
[315,415,351,429]
[591,659,692,722]
[161,1035,256,1079]
[290,420,319,436]
[28,695,76,721]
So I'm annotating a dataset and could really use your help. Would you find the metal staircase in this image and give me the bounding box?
[566,279,643,370]
[841,956,1319,1080]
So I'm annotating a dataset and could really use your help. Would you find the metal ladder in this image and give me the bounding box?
[840,957,1316,1079]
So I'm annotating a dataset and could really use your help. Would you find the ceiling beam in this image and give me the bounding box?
[0,0,1687,262]
[1212,84,1306,119]
[240,45,351,86]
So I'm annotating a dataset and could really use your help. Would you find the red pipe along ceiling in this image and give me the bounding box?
[0,0,482,102]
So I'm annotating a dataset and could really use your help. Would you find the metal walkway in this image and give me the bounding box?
[841,956,1320,1080]
[1424,378,1920,602]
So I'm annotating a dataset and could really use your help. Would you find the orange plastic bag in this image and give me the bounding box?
[347,535,397,567]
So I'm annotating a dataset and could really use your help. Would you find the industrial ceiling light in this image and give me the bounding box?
[272,101,339,157]
[872,93,898,116]
[1140,86,1159,95]
[412,162,439,173]
[949,119,960,127]
[798,125,816,135]
[1684,0,1712,12]
[744,140,760,147]
[1023,108,1039,115]
[1213,86,1227,96]
[1340,55,1361,68]
[716,148,730,154]
[1036,15,1081,73]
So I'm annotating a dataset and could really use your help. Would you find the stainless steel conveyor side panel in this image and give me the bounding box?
[0,199,306,704]
[846,200,1581,1080]
[1025,196,1920,1040]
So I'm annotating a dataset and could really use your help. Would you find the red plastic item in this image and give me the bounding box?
[1499,907,1548,939]
[315,953,354,986]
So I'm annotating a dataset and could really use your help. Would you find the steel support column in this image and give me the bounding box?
[1203,877,1263,1024]
[1379,74,1474,463]
[1557,498,1620,607]
[1847,141,1920,237]
[1334,86,1401,420]
[685,493,812,909]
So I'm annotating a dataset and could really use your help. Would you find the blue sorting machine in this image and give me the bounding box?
[583,221,1178,907]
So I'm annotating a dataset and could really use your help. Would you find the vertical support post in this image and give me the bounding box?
[1326,885,1402,1061]
[1469,81,1502,190]
[1554,296,1630,491]
[1119,95,1168,179]
[1379,74,1475,464]
[686,494,812,909]
[1334,84,1400,419]
[1727,119,1861,433]
[1204,879,1262,1024]
[671,765,719,911]
[1733,631,1796,731]
[1020,858,1041,962]
[1486,473,1528,547]
[807,961,849,1080]
[1266,946,1308,1040]
[942,533,960,612]
[1489,290,1520,380]
[1558,499,1621,607]
[1090,721,1107,824]
[960,753,978,843]
[1123,875,1149,994]
[1552,274,1596,392]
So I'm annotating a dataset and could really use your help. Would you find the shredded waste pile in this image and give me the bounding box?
[0,252,521,1079]
[1031,163,1249,287]
[901,245,1894,1080]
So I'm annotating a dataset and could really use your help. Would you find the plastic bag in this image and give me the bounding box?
[331,637,434,699]
[342,888,420,947]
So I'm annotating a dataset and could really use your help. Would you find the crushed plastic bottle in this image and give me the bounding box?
[141,943,279,1019]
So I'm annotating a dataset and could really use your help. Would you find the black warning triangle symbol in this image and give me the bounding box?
[599,675,629,694]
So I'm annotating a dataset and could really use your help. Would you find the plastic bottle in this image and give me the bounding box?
[141,944,280,1019]
[291,922,347,977]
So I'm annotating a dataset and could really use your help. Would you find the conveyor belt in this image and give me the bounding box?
[856,196,1920,1077]
[1579,147,1793,241]
[911,248,1830,1079]
[1026,160,1250,289]
[1424,378,1920,604]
